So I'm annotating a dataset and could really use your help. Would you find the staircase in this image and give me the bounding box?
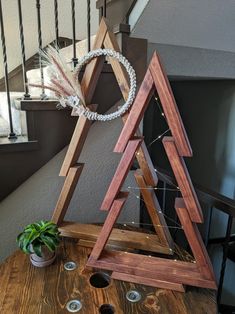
[0,0,147,201]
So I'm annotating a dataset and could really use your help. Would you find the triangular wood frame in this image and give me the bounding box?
[87,52,217,291]
[51,18,173,255]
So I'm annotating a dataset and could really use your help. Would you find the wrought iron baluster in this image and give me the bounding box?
[205,205,213,248]
[217,214,233,305]
[36,0,47,99]
[17,0,30,99]
[87,0,91,52]
[54,0,59,47]
[71,0,77,67]
[0,0,17,139]
[103,0,107,18]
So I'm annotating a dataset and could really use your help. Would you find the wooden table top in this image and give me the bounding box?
[0,239,217,314]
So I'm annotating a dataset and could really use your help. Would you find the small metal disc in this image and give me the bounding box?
[126,290,142,303]
[64,261,77,271]
[66,300,82,312]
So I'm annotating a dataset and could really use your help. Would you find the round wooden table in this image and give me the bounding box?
[0,239,217,313]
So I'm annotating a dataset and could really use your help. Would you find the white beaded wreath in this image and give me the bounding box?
[62,49,137,121]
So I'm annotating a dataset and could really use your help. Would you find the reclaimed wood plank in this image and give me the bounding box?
[149,52,192,157]
[59,222,170,254]
[100,138,142,211]
[52,164,84,225]
[163,136,203,223]
[112,272,185,292]
[87,250,217,290]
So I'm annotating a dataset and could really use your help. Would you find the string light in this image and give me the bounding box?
[127,188,182,229]
[148,128,170,147]
[154,168,180,190]
[127,186,180,192]
[154,95,166,120]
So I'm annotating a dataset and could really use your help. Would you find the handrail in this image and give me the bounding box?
[156,166,235,217]
[125,0,138,24]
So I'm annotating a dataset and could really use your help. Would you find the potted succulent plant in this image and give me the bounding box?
[17,220,61,267]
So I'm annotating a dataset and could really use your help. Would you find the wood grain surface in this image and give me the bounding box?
[149,52,192,157]
[163,136,203,223]
[100,138,142,211]
[0,239,217,314]
[59,222,171,255]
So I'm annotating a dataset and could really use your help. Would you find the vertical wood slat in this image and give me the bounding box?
[59,105,97,177]
[175,198,215,281]
[134,169,173,249]
[100,138,142,211]
[163,136,203,223]
[89,192,128,260]
[114,69,154,153]
[52,164,84,225]
[149,52,192,157]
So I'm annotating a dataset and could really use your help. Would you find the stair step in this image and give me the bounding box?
[0,136,38,153]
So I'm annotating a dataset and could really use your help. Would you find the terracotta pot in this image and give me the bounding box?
[30,246,56,267]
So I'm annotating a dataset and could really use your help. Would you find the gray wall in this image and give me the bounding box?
[132,0,235,52]
[148,42,235,79]
[0,103,139,263]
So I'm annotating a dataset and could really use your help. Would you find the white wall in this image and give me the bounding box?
[0,103,140,262]
[0,0,99,78]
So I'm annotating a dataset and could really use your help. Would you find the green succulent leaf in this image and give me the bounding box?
[16,220,60,255]
[32,242,42,257]
[41,235,56,252]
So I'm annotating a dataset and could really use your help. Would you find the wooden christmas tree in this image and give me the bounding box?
[51,19,173,255]
[87,52,217,291]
